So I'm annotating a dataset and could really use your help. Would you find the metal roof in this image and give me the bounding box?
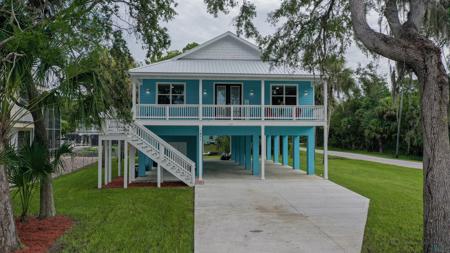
[129,32,316,79]
[130,59,315,78]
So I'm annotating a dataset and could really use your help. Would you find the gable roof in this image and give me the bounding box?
[173,31,261,61]
[130,32,315,79]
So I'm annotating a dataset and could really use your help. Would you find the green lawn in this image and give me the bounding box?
[13,161,194,253]
[294,152,423,252]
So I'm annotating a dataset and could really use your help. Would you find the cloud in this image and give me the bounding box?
[125,0,389,76]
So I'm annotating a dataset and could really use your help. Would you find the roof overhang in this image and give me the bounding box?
[129,72,320,81]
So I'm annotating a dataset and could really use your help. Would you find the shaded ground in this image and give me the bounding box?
[105,176,187,188]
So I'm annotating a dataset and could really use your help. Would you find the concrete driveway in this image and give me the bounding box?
[195,160,369,253]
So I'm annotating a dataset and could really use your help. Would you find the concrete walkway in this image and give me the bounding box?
[195,160,369,253]
[313,149,422,169]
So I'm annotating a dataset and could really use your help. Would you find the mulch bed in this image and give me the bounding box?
[15,216,73,253]
[104,176,187,188]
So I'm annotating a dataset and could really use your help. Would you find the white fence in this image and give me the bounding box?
[136,104,325,121]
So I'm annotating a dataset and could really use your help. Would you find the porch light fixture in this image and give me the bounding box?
[145,88,151,94]
[203,89,207,95]
[304,90,309,96]
[249,90,255,96]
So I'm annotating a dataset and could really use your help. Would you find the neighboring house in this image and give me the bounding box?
[10,105,34,149]
[65,126,99,146]
[10,105,61,152]
[98,32,329,188]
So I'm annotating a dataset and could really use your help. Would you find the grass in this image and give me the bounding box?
[12,160,194,253]
[293,151,423,252]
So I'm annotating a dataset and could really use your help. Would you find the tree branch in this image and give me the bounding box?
[349,0,421,65]
[0,36,14,49]
[408,0,427,31]
[384,0,401,36]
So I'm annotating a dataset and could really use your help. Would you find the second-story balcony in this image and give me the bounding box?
[135,104,325,122]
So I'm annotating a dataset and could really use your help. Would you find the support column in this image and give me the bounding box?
[108,140,112,182]
[252,134,260,176]
[266,135,272,161]
[273,135,280,164]
[307,130,315,175]
[261,127,266,180]
[97,138,102,189]
[239,136,245,166]
[198,125,203,181]
[324,79,329,179]
[117,140,121,177]
[104,141,108,184]
[231,136,236,161]
[235,137,241,164]
[157,163,161,188]
[129,145,136,183]
[245,136,252,170]
[293,136,300,170]
[282,136,289,166]
[324,125,329,179]
[123,141,128,188]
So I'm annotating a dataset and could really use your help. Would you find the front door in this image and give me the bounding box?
[215,84,241,105]
[215,84,242,119]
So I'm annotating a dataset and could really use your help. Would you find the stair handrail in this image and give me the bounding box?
[129,122,196,176]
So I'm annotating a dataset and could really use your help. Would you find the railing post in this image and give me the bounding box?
[230,106,234,120]
[199,79,203,121]
[165,106,169,120]
[261,80,265,120]
[132,79,137,120]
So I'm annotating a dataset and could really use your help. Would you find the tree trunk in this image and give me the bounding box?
[0,143,21,252]
[30,107,55,218]
[27,83,55,218]
[378,138,383,153]
[418,50,450,252]
[395,81,405,158]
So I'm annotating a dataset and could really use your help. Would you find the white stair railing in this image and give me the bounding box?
[128,122,196,186]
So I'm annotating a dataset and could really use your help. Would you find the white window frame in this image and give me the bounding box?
[270,84,298,105]
[156,82,186,105]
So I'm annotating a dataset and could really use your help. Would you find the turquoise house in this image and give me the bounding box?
[97,32,329,188]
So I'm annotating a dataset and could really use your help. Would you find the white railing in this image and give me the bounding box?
[136,104,325,121]
[129,122,196,185]
[104,120,196,185]
[104,119,128,134]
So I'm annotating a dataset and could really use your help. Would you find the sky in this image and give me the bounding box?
[125,0,390,78]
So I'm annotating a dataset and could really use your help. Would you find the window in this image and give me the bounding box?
[157,83,185,104]
[17,130,31,149]
[44,106,61,154]
[271,84,297,105]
